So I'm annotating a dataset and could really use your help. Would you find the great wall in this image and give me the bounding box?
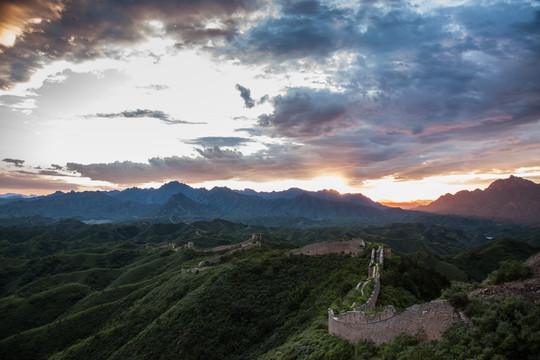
[176,233,263,272]
[174,235,467,345]
[291,238,366,256]
[326,244,467,345]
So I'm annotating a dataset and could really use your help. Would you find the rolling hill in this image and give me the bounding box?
[0,220,538,359]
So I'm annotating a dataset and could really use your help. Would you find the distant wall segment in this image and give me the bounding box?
[291,239,365,256]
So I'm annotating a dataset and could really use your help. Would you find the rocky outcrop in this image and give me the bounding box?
[469,252,540,304]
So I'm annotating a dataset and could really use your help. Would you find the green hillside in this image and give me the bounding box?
[0,220,538,359]
[448,237,539,282]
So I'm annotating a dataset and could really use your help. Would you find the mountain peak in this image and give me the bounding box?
[317,189,341,196]
[159,181,189,190]
[419,176,540,224]
[487,175,537,192]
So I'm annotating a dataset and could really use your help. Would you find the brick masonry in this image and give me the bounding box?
[329,300,462,345]
[328,245,465,345]
[291,239,365,256]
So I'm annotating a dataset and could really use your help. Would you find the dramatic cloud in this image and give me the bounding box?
[66,143,314,186]
[235,84,255,108]
[91,109,203,125]
[0,0,261,89]
[237,0,352,60]
[2,158,25,167]
[0,0,64,47]
[1,0,539,198]
[257,88,353,138]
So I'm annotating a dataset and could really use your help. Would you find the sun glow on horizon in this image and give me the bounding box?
[191,176,359,194]
[1,170,540,202]
[360,169,540,202]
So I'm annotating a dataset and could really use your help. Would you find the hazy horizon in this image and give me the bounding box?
[1,174,538,205]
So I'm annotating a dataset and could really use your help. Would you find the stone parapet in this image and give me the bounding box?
[291,239,365,256]
[329,300,461,345]
[329,245,464,345]
[357,276,380,312]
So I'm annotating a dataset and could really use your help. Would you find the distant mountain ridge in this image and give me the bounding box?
[109,181,203,204]
[147,187,410,225]
[0,182,398,225]
[1,176,538,227]
[0,191,156,220]
[235,188,386,210]
[417,176,540,225]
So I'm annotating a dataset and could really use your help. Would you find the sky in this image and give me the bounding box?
[0,0,539,202]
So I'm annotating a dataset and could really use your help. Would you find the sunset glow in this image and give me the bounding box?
[0,29,16,47]
[0,0,539,201]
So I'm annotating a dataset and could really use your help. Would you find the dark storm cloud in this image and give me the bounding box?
[91,109,203,125]
[2,158,25,167]
[0,0,262,89]
[257,88,353,138]
[185,137,253,147]
[235,84,255,108]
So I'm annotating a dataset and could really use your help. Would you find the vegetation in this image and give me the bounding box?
[0,219,537,359]
[436,282,540,360]
[488,259,533,285]
[448,237,538,282]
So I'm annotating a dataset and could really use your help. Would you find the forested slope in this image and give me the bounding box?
[0,220,538,359]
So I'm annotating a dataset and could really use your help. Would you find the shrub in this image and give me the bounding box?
[488,260,533,285]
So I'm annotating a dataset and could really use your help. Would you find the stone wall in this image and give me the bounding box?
[291,239,365,256]
[357,276,380,312]
[329,245,464,345]
[329,300,462,345]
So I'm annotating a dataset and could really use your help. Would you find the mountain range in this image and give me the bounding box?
[417,176,540,225]
[0,181,413,226]
[0,176,538,227]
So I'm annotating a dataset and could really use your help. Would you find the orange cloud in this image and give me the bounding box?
[0,0,64,47]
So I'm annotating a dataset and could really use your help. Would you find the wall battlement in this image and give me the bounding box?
[329,245,464,345]
[356,276,380,312]
[291,239,365,256]
[329,300,462,345]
